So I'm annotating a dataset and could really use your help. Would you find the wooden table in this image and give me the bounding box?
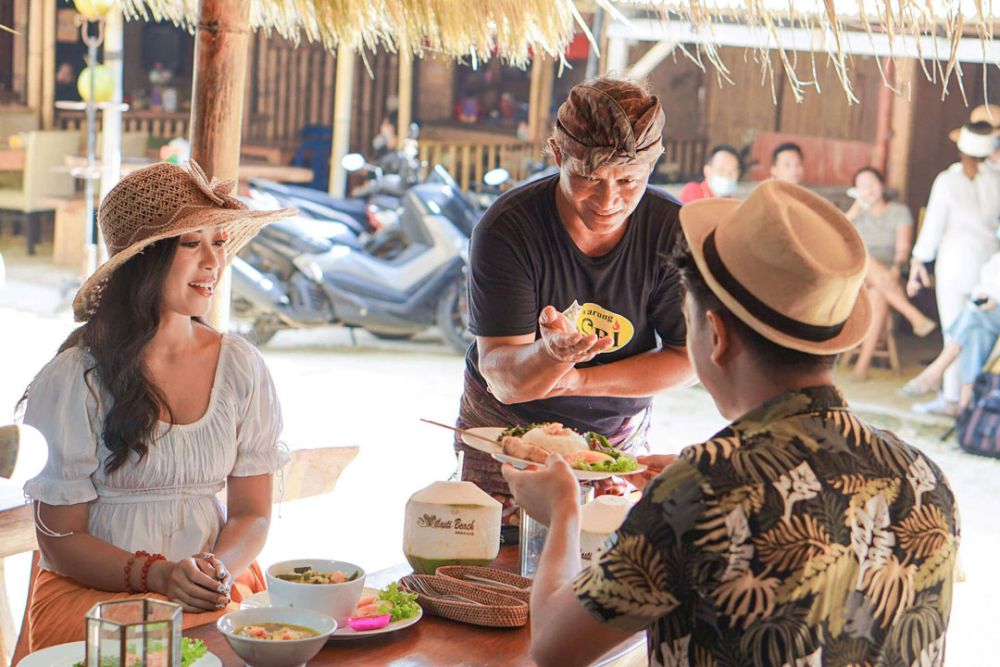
[0,148,25,171]
[62,156,313,184]
[187,547,646,666]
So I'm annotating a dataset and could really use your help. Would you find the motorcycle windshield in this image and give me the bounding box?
[420,172,481,237]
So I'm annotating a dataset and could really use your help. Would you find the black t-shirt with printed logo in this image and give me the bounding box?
[464,174,687,436]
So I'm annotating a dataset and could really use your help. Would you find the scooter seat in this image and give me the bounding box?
[250,179,369,222]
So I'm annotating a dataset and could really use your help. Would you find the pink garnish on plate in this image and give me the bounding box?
[347,613,392,631]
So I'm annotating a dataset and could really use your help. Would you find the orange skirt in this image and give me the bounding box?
[28,562,266,652]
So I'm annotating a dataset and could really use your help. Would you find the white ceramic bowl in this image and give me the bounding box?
[266,559,366,624]
[217,606,336,667]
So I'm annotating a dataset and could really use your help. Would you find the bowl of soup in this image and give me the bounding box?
[217,607,336,667]
[266,559,366,624]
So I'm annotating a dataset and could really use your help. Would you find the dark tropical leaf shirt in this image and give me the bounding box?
[574,386,960,667]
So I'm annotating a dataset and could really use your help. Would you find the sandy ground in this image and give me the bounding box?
[1,242,996,665]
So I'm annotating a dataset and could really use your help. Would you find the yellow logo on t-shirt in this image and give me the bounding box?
[564,301,635,353]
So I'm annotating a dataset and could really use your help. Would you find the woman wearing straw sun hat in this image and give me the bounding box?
[907,121,1000,416]
[16,161,296,650]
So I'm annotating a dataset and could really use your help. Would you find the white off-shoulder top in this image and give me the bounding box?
[22,335,286,570]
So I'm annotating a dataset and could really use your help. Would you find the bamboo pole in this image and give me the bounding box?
[872,58,895,173]
[329,49,355,198]
[12,0,28,103]
[99,7,125,266]
[40,0,56,128]
[26,0,42,114]
[397,52,413,141]
[188,0,251,331]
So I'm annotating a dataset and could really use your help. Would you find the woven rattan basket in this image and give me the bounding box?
[434,566,532,604]
[399,574,529,628]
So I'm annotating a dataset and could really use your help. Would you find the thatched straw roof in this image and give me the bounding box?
[618,1,999,102]
[118,0,607,66]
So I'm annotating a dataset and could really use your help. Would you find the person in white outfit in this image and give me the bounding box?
[907,121,1000,416]
[901,248,1000,412]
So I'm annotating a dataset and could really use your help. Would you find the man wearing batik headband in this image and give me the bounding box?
[454,77,695,521]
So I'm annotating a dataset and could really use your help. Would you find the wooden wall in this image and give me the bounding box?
[703,48,884,150]
[901,62,999,217]
[242,34,398,155]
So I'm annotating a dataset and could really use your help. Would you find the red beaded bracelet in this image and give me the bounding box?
[139,552,165,594]
[123,553,139,593]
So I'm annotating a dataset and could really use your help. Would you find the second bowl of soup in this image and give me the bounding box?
[266,559,366,624]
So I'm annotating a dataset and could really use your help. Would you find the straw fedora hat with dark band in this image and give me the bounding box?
[679,180,872,355]
[72,160,295,322]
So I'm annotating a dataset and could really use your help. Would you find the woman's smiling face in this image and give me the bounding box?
[160,226,228,318]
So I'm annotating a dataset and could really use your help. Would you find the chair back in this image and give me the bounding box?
[95,131,150,160]
[216,446,359,505]
[23,130,78,209]
[0,109,40,141]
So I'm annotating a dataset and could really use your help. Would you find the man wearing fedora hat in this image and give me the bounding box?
[502,181,959,667]
[907,120,1000,416]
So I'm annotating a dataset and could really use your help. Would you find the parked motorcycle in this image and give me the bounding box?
[231,165,478,353]
[247,123,423,235]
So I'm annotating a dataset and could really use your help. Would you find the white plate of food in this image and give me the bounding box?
[240,586,422,640]
[18,639,220,667]
[461,423,647,482]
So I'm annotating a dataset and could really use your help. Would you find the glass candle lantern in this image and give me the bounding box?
[84,598,182,667]
[519,485,593,577]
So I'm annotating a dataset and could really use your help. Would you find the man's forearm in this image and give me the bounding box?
[568,346,694,398]
[479,339,576,404]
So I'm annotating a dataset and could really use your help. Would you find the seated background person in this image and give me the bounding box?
[846,166,937,379]
[503,181,959,667]
[455,77,695,521]
[770,141,805,184]
[902,248,1000,412]
[678,144,741,203]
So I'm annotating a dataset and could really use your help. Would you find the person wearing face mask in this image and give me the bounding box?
[678,144,741,203]
[969,104,1000,168]
[845,167,937,379]
[907,121,1000,416]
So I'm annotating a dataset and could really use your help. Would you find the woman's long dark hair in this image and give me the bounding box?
[21,237,182,473]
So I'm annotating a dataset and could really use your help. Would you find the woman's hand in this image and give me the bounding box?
[907,262,930,298]
[630,454,679,492]
[195,552,234,596]
[152,557,230,612]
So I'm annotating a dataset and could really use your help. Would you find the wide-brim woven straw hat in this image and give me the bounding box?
[679,180,872,355]
[72,160,295,321]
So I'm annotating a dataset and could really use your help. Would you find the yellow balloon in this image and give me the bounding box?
[77,65,115,103]
[73,0,114,21]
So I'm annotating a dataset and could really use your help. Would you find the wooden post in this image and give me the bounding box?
[329,49,355,198]
[26,0,42,114]
[872,58,895,173]
[604,36,630,75]
[40,0,56,128]
[188,0,252,331]
[887,59,917,205]
[528,55,554,143]
[397,52,414,141]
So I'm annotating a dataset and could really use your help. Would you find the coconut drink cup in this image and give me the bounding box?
[579,495,636,565]
[403,481,502,574]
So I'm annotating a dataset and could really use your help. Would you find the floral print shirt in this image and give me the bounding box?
[574,386,960,667]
